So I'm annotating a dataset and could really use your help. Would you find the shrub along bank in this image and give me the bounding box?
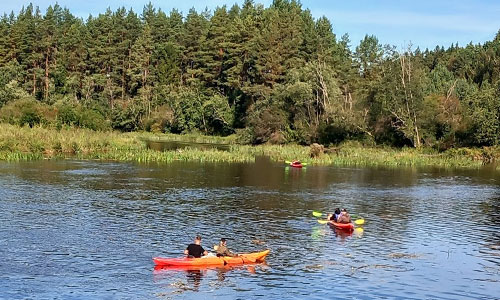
[0,124,498,169]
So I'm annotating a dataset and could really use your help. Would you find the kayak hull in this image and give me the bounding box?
[290,163,303,168]
[153,249,270,267]
[328,221,354,231]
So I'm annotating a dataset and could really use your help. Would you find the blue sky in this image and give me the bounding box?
[2,0,500,50]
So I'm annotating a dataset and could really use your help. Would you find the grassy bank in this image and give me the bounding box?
[138,131,239,144]
[0,124,251,163]
[249,144,499,169]
[0,124,498,169]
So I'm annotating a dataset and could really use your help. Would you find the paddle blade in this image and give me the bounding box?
[301,163,308,166]
[312,211,323,218]
[285,161,292,164]
[354,219,365,225]
[354,227,364,237]
[317,219,328,224]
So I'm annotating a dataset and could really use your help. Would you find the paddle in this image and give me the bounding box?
[314,211,362,219]
[318,219,365,225]
[312,211,323,218]
[354,219,365,225]
[312,210,365,225]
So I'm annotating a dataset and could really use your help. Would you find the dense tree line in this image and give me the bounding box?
[0,1,498,148]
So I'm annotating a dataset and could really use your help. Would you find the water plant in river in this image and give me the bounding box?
[0,124,497,169]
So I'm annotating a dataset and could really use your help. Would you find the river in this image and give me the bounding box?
[0,158,498,299]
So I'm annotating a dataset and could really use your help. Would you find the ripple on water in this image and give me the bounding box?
[0,160,498,299]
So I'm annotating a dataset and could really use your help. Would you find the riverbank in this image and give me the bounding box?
[0,124,498,169]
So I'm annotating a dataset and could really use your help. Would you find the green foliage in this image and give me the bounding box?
[246,99,288,144]
[111,101,145,132]
[0,62,24,107]
[375,49,429,148]
[203,94,235,135]
[57,104,78,125]
[0,98,54,127]
[428,63,455,94]
[78,109,109,131]
[164,88,204,133]
[355,35,384,78]
[0,2,498,148]
[55,103,110,130]
[462,82,500,146]
[143,104,174,133]
[20,106,42,127]
[2,123,495,169]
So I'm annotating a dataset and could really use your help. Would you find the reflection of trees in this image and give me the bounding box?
[1,159,423,248]
[4,154,496,195]
[5,158,499,267]
[4,160,76,186]
[478,195,500,263]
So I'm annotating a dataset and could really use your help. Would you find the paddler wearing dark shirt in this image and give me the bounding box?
[184,235,208,258]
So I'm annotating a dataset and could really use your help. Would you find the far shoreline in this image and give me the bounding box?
[0,124,498,170]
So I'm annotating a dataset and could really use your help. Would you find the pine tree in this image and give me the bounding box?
[11,4,44,97]
[129,24,153,116]
[181,8,210,87]
[40,5,60,100]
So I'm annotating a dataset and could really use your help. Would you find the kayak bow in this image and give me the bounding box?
[328,221,354,231]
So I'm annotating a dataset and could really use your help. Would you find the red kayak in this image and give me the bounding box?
[290,161,303,168]
[153,250,270,267]
[328,221,354,231]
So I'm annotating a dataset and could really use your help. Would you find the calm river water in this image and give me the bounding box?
[0,158,498,299]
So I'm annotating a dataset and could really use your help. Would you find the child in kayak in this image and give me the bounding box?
[327,208,341,222]
[216,238,238,257]
[336,209,352,224]
[184,235,208,258]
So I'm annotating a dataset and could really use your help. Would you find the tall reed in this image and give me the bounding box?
[0,124,496,169]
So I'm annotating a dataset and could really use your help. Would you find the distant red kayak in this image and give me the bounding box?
[153,250,270,267]
[328,221,354,231]
[290,162,303,168]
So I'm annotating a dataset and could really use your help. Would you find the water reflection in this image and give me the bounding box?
[186,269,203,291]
[153,263,266,295]
[0,159,498,299]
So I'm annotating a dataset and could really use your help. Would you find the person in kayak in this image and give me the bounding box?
[184,235,208,258]
[336,209,352,224]
[216,238,238,257]
[327,208,341,222]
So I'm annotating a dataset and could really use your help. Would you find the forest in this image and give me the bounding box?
[0,0,499,149]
